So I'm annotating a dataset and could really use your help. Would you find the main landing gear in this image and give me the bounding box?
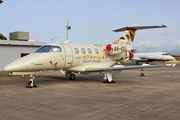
[26,75,37,88]
[102,71,116,84]
[64,71,115,83]
[65,71,76,80]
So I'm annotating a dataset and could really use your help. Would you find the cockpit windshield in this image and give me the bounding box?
[34,45,62,53]
[162,54,168,55]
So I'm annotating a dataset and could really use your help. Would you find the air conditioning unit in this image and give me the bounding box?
[9,31,29,41]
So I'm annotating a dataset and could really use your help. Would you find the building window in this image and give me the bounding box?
[21,53,29,58]
[87,48,92,54]
[81,48,86,54]
[74,48,79,54]
[95,48,99,54]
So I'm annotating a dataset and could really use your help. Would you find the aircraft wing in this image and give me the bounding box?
[84,64,175,72]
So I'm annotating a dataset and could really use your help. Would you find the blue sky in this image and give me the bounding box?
[1,0,180,53]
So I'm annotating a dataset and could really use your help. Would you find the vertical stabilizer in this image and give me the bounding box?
[112,25,166,50]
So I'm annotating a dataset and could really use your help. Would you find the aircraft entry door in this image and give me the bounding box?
[61,43,73,68]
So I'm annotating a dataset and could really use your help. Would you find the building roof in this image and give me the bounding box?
[0,40,47,47]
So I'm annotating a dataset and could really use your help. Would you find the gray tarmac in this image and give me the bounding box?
[0,64,180,120]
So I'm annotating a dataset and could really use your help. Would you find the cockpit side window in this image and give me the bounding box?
[35,46,51,53]
[52,46,62,52]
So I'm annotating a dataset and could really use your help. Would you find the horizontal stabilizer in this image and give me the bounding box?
[113,24,167,32]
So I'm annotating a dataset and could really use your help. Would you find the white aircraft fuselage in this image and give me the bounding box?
[130,52,175,64]
[4,43,124,72]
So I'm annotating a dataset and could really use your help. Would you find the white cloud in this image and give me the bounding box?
[132,39,180,53]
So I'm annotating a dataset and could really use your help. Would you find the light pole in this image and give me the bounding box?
[66,19,71,41]
[52,36,57,42]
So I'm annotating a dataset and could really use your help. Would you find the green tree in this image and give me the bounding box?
[0,33,7,40]
[131,49,137,53]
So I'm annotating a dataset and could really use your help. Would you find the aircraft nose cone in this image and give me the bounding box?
[4,65,12,72]
[4,63,22,72]
[4,61,28,72]
[170,57,176,61]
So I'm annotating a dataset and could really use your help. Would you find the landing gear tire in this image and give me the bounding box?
[26,75,37,88]
[103,80,115,84]
[69,73,76,80]
[111,80,116,83]
[103,80,110,84]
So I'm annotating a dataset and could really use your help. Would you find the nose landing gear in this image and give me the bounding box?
[26,75,37,88]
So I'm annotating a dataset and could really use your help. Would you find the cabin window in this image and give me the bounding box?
[87,48,92,54]
[95,48,99,54]
[52,46,62,52]
[81,48,86,54]
[74,48,79,54]
[35,45,52,53]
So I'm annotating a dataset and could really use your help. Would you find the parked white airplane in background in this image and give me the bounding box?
[4,24,176,88]
[129,52,175,64]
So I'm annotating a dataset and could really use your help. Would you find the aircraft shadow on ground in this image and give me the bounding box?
[35,74,102,84]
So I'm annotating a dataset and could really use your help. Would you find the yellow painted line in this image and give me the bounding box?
[166,61,180,63]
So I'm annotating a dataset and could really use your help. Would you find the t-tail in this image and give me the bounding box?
[104,25,167,58]
[113,24,167,50]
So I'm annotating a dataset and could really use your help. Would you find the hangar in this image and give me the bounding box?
[0,40,46,71]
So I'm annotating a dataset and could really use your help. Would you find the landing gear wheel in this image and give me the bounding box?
[111,80,116,83]
[103,80,115,84]
[69,73,76,80]
[103,79,110,84]
[26,75,37,88]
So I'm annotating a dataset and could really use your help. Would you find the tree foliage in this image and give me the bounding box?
[0,34,7,40]
[131,49,137,53]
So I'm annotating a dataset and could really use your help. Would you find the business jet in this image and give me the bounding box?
[4,25,176,88]
[129,52,175,65]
